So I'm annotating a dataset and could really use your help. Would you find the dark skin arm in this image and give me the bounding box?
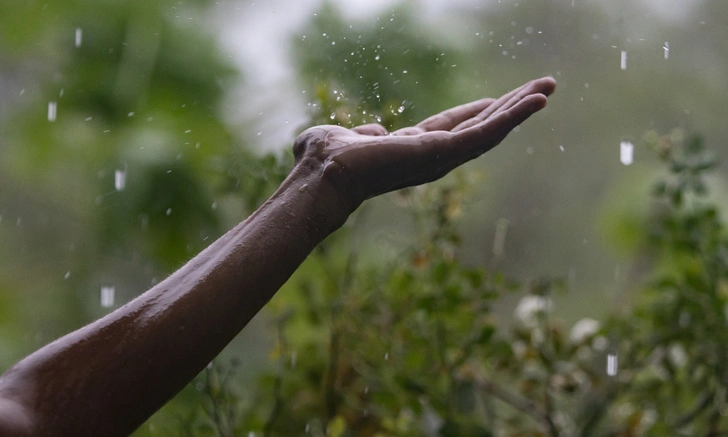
[0,77,556,437]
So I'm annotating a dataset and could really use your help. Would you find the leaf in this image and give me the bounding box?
[326,415,347,437]
[454,382,477,414]
[671,188,683,207]
[478,325,496,344]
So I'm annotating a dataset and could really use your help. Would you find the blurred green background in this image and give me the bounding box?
[1,0,728,435]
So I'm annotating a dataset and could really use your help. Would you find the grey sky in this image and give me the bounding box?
[214,0,702,150]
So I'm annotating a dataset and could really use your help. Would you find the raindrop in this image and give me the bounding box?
[114,168,127,191]
[397,106,404,113]
[166,208,172,216]
[100,286,115,308]
[620,141,634,166]
[384,352,389,360]
[47,101,57,122]
[606,353,618,376]
[64,271,71,280]
[663,41,669,59]
[493,218,509,257]
[75,28,83,47]
[620,50,627,70]
[559,145,565,152]
[291,351,297,369]
[330,113,336,120]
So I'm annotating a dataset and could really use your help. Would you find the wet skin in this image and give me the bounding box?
[0,77,555,437]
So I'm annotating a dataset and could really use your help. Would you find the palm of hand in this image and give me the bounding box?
[293,77,556,210]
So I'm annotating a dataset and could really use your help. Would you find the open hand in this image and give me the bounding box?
[293,77,556,213]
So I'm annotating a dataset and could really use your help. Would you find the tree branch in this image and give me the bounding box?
[473,376,553,431]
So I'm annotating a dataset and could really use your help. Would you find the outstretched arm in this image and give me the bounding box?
[0,77,556,437]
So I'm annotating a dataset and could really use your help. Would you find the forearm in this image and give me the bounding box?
[0,158,347,437]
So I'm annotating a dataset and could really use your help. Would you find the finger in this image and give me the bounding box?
[391,126,426,136]
[452,77,556,132]
[351,123,389,136]
[453,93,548,158]
[416,97,495,132]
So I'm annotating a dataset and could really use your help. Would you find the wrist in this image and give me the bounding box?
[278,156,358,240]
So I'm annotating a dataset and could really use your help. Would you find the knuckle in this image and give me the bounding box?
[292,126,330,162]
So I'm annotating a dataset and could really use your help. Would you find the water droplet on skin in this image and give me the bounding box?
[620,141,634,165]
[100,286,115,308]
[47,101,57,122]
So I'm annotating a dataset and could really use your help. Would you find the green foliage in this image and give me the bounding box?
[4,1,728,436]
[177,128,728,436]
[605,130,728,435]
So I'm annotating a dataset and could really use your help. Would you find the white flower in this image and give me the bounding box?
[569,318,601,344]
[668,343,688,368]
[515,296,552,327]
